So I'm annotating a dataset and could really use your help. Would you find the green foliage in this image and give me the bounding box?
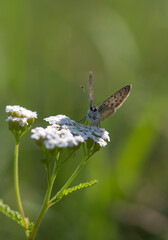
[0,199,33,230]
[61,180,98,198]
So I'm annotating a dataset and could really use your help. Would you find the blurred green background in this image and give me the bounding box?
[0,0,168,239]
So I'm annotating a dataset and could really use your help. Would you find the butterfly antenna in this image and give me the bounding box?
[88,72,93,107]
[80,85,90,100]
[80,72,93,107]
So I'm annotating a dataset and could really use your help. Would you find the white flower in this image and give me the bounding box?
[6,116,28,127]
[6,105,37,119]
[31,125,84,149]
[32,115,110,149]
[6,105,37,128]
[44,115,77,126]
[66,123,110,147]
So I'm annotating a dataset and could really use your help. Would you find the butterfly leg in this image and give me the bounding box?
[78,116,86,124]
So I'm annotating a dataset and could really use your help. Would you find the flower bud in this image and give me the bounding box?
[6,105,37,142]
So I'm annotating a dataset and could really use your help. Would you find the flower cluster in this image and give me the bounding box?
[31,125,84,149]
[31,115,110,150]
[6,105,37,141]
[6,105,37,127]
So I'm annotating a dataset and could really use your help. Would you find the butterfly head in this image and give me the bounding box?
[86,105,100,126]
[90,105,97,112]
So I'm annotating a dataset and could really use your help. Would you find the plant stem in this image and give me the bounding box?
[14,142,28,229]
[49,155,88,205]
[28,159,58,240]
[28,153,89,239]
[57,150,74,169]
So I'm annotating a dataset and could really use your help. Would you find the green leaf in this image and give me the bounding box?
[0,199,33,231]
[59,180,98,199]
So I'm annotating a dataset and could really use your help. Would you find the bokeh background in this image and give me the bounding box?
[0,1,168,239]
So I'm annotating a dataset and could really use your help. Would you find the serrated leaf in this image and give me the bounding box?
[0,199,33,230]
[58,179,98,199]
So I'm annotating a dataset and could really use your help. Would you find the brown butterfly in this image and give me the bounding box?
[80,72,132,127]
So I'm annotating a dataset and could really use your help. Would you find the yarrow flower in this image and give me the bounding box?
[6,105,37,141]
[31,126,84,149]
[6,105,37,121]
[31,115,110,151]
[44,115,77,126]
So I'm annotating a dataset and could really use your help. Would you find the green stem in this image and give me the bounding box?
[49,155,88,205]
[14,142,28,229]
[28,159,58,240]
[57,150,74,169]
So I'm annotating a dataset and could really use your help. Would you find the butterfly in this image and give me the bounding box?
[80,72,132,127]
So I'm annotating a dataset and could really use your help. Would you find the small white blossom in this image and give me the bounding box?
[44,115,77,126]
[6,105,37,119]
[69,124,110,146]
[32,115,110,149]
[6,105,37,141]
[6,116,28,127]
[31,125,84,149]
[6,105,37,128]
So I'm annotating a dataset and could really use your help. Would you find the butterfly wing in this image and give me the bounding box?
[88,72,93,108]
[98,85,132,121]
